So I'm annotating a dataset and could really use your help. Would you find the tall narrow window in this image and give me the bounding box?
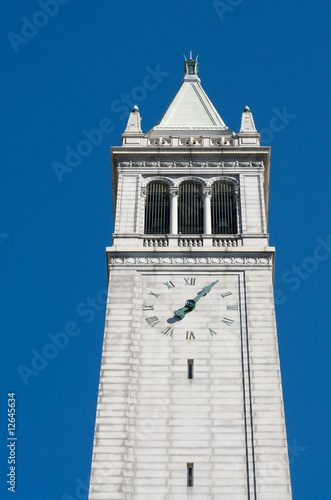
[188,360,194,379]
[187,463,194,487]
[144,182,170,234]
[178,182,203,234]
[211,182,237,234]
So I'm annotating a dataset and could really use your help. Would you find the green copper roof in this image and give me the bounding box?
[154,79,227,130]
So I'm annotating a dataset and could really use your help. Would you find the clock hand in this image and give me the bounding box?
[174,280,219,319]
[196,280,219,298]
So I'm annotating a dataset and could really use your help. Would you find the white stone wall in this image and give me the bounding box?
[89,270,139,500]
[242,174,265,234]
[89,146,291,499]
[115,175,141,234]
[88,262,292,500]
[245,269,292,498]
[113,162,267,240]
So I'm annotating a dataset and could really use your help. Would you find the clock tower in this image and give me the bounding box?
[88,56,293,499]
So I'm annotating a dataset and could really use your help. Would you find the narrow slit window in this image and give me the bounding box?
[188,359,194,379]
[187,463,194,487]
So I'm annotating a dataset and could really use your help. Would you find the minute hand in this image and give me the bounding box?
[174,280,219,319]
[196,280,219,299]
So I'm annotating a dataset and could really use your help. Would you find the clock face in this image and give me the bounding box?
[141,274,241,344]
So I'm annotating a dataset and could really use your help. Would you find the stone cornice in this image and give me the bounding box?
[108,254,273,267]
[117,159,264,169]
[112,148,270,157]
[107,248,275,269]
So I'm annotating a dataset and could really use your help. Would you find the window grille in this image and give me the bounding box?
[144,182,170,234]
[211,182,237,234]
[178,182,203,235]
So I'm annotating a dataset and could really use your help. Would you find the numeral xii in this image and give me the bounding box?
[184,278,196,286]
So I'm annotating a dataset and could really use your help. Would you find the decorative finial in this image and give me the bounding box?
[243,105,250,112]
[183,52,199,76]
[132,105,139,112]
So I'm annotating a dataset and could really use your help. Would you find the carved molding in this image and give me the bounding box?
[202,187,212,198]
[179,137,203,147]
[143,238,169,248]
[141,175,239,191]
[109,256,273,266]
[169,187,179,197]
[211,137,233,146]
[121,156,263,161]
[119,160,264,169]
[151,137,171,146]
[140,176,175,190]
[208,176,239,188]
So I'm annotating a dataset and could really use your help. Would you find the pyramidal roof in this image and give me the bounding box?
[149,54,230,134]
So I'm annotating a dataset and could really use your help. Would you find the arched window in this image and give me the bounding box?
[144,182,170,234]
[211,182,237,234]
[178,181,203,235]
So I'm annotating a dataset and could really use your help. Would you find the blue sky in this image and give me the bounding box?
[1,1,330,498]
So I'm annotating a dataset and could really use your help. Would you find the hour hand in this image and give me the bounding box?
[174,299,196,320]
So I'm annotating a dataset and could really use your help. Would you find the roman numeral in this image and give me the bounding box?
[162,327,174,337]
[163,281,175,290]
[227,305,239,311]
[209,329,219,336]
[186,331,196,340]
[222,317,234,326]
[142,305,154,311]
[148,291,160,298]
[184,278,196,286]
[221,291,232,298]
[145,316,160,327]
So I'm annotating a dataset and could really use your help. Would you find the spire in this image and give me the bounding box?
[123,105,142,134]
[149,55,229,133]
[239,105,257,133]
[237,105,260,146]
